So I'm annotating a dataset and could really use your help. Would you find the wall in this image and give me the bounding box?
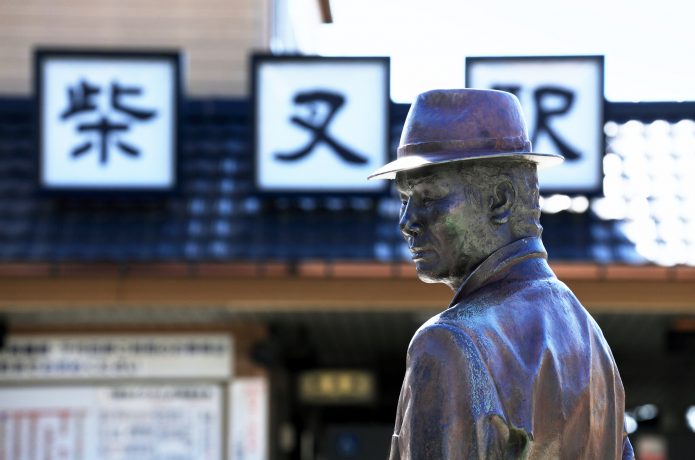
[0,0,270,96]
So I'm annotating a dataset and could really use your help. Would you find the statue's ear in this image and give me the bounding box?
[488,179,515,225]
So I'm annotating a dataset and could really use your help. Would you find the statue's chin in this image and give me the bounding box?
[415,269,445,284]
[415,263,466,290]
[413,255,462,287]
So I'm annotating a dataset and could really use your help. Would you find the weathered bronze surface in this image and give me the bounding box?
[370,89,634,459]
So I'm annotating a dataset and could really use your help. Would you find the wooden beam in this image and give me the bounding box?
[2,265,695,314]
[317,0,333,23]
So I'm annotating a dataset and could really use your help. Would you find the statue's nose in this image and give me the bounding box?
[399,202,422,238]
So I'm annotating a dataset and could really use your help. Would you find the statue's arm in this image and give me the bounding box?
[394,323,522,460]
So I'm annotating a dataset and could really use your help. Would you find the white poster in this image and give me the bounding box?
[38,51,179,190]
[255,56,389,193]
[0,384,222,460]
[229,377,268,460]
[0,334,232,381]
[466,56,604,194]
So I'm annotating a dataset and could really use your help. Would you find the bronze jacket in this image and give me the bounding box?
[389,237,634,459]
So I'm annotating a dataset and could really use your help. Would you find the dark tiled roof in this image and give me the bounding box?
[0,97,635,264]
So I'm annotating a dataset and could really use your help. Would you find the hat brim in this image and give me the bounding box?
[367,151,564,180]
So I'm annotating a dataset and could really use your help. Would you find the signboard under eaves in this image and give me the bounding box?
[36,48,181,194]
[466,55,604,195]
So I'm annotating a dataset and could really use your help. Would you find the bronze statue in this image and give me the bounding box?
[369,89,633,459]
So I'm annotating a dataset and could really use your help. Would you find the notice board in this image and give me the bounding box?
[0,384,222,460]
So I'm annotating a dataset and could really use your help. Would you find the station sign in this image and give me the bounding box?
[466,55,604,194]
[253,55,390,194]
[298,369,376,404]
[36,49,181,192]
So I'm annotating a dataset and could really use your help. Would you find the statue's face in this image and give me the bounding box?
[396,164,492,290]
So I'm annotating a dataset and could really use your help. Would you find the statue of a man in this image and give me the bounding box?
[369,89,633,459]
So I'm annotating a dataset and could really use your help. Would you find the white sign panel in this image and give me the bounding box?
[466,56,604,194]
[37,50,180,191]
[229,377,268,460]
[0,384,222,460]
[254,56,390,193]
[0,334,232,381]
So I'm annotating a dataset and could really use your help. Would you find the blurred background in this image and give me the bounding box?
[1,0,695,459]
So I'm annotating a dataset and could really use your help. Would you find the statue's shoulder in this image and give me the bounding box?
[407,316,484,362]
[403,318,499,399]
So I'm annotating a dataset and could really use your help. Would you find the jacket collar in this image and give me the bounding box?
[448,236,548,307]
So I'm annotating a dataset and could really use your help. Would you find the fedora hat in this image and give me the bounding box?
[368,88,563,180]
